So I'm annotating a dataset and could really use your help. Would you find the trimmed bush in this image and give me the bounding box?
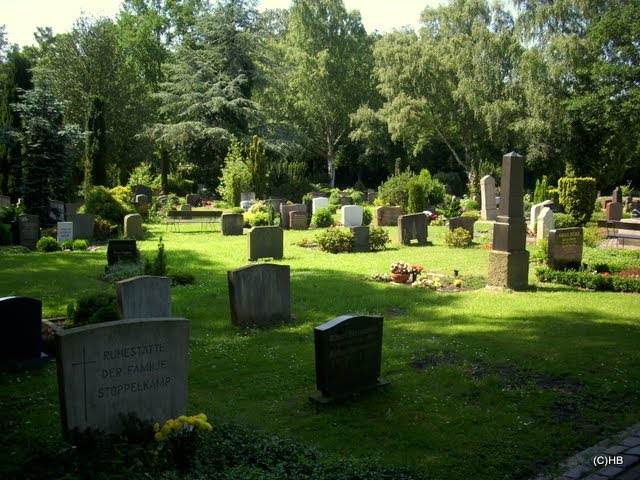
[67,292,119,325]
[94,217,119,240]
[329,189,341,205]
[554,213,578,229]
[369,226,390,251]
[84,186,135,225]
[350,190,365,205]
[444,227,472,248]
[36,236,60,252]
[60,240,74,250]
[72,239,89,251]
[311,207,335,228]
[315,227,355,253]
[362,207,373,226]
[557,177,597,226]
[535,267,640,293]
[245,211,271,227]
[407,181,426,214]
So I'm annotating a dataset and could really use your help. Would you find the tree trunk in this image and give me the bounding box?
[160,148,169,195]
[326,131,336,188]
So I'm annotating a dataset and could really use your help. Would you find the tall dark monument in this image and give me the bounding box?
[487,152,529,290]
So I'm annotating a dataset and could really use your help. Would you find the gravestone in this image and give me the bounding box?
[135,194,149,205]
[0,195,10,207]
[367,190,378,204]
[18,213,40,250]
[308,191,326,198]
[49,199,65,222]
[115,276,172,319]
[57,222,74,245]
[124,213,144,240]
[280,203,306,229]
[68,213,95,240]
[350,226,370,252]
[374,206,403,226]
[536,207,554,243]
[247,226,283,261]
[65,202,84,220]
[339,194,353,206]
[312,197,330,214]
[632,209,640,219]
[0,296,46,370]
[312,314,387,402]
[342,205,363,227]
[289,211,308,230]
[449,216,475,239]
[487,152,529,290]
[56,317,189,438]
[221,213,244,235]
[240,200,256,212]
[548,228,583,270]
[240,192,256,203]
[132,185,153,199]
[606,202,623,221]
[179,204,192,220]
[107,239,139,267]
[480,175,497,221]
[612,187,622,204]
[397,213,427,245]
[156,195,169,205]
[266,198,285,212]
[227,264,290,327]
[185,193,201,207]
[530,200,553,232]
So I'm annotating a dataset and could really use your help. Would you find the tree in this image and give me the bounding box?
[217,136,251,205]
[259,0,375,187]
[246,135,267,198]
[13,80,82,225]
[83,96,107,191]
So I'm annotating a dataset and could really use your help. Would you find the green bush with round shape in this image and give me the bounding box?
[350,191,365,205]
[67,292,118,325]
[72,239,89,251]
[231,207,244,214]
[558,177,597,226]
[315,227,355,253]
[444,227,472,248]
[329,190,341,206]
[94,217,119,240]
[245,211,270,227]
[61,240,74,250]
[554,213,578,229]
[368,226,390,252]
[84,186,135,225]
[311,207,335,228]
[362,207,373,226]
[461,198,479,211]
[36,236,60,252]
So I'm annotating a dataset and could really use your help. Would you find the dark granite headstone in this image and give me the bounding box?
[312,314,387,401]
[487,152,529,290]
[132,185,153,200]
[350,226,370,252]
[221,213,244,235]
[289,211,308,230]
[64,202,84,220]
[397,213,427,245]
[227,264,290,327]
[0,296,45,370]
[612,187,623,204]
[18,213,40,250]
[107,239,139,266]
[67,213,95,240]
[247,226,283,261]
[185,193,201,207]
[449,216,475,239]
[548,228,583,270]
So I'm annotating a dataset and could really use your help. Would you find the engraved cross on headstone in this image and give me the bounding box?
[72,347,96,421]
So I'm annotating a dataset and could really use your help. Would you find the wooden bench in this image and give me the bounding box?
[597,220,640,247]
[164,210,223,232]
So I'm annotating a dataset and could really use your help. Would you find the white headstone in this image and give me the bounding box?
[56,317,190,437]
[240,200,256,212]
[480,175,497,221]
[240,192,256,203]
[530,200,553,232]
[312,197,330,214]
[342,205,363,227]
[536,207,555,243]
[57,222,74,245]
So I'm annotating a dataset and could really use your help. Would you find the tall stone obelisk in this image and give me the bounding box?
[487,152,529,290]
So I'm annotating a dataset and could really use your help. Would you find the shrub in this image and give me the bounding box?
[144,237,167,277]
[231,207,244,214]
[169,269,195,286]
[369,226,390,251]
[583,226,604,248]
[461,197,479,211]
[461,211,480,221]
[439,195,462,219]
[327,204,339,214]
[217,136,251,206]
[61,240,74,250]
[362,207,372,226]
[167,175,195,196]
[444,227,472,248]
[535,267,640,292]
[350,190,365,205]
[72,239,89,251]
[554,213,578,229]
[557,177,597,226]
[533,175,551,204]
[245,211,271,227]
[103,261,144,282]
[310,207,335,228]
[329,189,342,205]
[315,227,355,253]
[301,193,313,226]
[67,292,119,325]
[0,224,10,245]
[407,181,426,213]
[36,236,60,252]
[94,217,119,240]
[84,186,135,225]
[127,162,160,190]
[377,170,413,209]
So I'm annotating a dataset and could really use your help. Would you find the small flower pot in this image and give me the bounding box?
[390,273,410,283]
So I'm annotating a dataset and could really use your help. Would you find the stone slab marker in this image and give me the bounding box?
[0,296,45,370]
[221,213,244,235]
[289,211,308,230]
[68,213,95,240]
[227,264,290,327]
[107,239,139,266]
[374,206,402,226]
[312,197,330,214]
[115,276,172,319]
[65,202,84,220]
[530,200,553,232]
[480,175,497,221]
[606,202,623,221]
[351,226,370,252]
[612,187,623,204]
[247,226,283,261]
[124,213,144,240]
[312,314,387,402]
[536,207,554,243]
[449,216,475,239]
[18,213,40,250]
[56,317,189,438]
[0,195,10,207]
[279,203,306,229]
[548,228,583,270]
[487,152,529,290]
[135,194,149,205]
[240,192,255,203]
[57,222,74,245]
[179,204,192,219]
[132,185,153,199]
[342,205,363,227]
[397,213,427,245]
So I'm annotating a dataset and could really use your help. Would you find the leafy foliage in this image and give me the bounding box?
[310,207,335,228]
[368,226,390,252]
[444,227,472,248]
[35,236,60,252]
[557,177,596,226]
[315,227,355,253]
[84,186,135,225]
[217,136,252,206]
[67,292,119,325]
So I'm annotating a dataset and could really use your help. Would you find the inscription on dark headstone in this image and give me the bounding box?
[18,213,40,250]
[548,228,583,270]
[107,239,139,266]
[0,296,45,370]
[313,314,387,401]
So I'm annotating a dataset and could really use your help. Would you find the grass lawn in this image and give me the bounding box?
[1,222,639,479]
